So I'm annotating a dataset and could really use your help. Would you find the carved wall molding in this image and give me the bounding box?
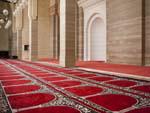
[49,0,59,16]
[78,0,104,8]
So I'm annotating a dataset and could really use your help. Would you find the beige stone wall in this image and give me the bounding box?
[145,0,150,65]
[37,0,51,59]
[9,0,149,66]
[22,6,29,60]
[0,29,9,51]
[107,0,143,65]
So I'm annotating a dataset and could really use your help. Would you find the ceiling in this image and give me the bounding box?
[0,0,17,3]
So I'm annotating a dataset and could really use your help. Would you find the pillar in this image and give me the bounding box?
[78,7,84,60]
[59,0,76,67]
[16,9,23,59]
[55,15,60,59]
[75,3,79,60]
[16,30,22,59]
[12,6,17,57]
[49,0,60,59]
[28,0,38,61]
[49,15,57,59]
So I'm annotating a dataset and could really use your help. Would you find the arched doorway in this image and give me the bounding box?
[90,18,106,61]
[86,14,106,61]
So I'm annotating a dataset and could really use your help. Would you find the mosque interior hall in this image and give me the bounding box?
[0,0,150,113]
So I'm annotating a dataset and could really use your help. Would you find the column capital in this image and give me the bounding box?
[28,0,37,20]
[49,0,59,16]
[49,4,59,16]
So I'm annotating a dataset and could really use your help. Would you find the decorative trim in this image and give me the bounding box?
[78,0,104,8]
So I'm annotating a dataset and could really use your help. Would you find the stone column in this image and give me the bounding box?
[12,32,17,56]
[49,0,60,59]
[78,7,84,60]
[28,20,38,61]
[50,15,56,58]
[55,15,60,59]
[12,9,17,57]
[16,30,22,59]
[59,0,76,67]
[16,9,23,59]
[28,0,38,61]
[51,15,59,59]
[75,4,79,60]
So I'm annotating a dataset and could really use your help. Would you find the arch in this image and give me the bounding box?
[85,13,106,61]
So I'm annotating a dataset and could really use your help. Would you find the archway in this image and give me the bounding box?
[86,14,106,61]
[90,18,106,61]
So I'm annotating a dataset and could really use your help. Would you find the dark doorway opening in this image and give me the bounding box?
[0,51,9,59]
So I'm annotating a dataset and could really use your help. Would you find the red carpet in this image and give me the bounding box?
[27,70,42,72]
[2,80,31,86]
[35,73,58,78]
[58,69,75,73]
[0,76,25,81]
[0,70,14,73]
[30,72,49,75]
[66,86,103,96]
[131,85,150,93]
[125,107,150,113]
[0,71,15,73]
[64,71,84,75]
[72,73,97,78]
[38,58,59,64]
[76,61,150,77]
[43,76,68,82]
[52,80,82,88]
[106,80,137,87]
[1,60,150,113]
[87,94,137,111]
[88,76,114,82]
[0,73,19,76]
[16,106,80,113]
[8,93,55,109]
[4,85,40,94]
[38,60,150,77]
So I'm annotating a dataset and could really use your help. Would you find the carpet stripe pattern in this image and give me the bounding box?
[0,59,150,113]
